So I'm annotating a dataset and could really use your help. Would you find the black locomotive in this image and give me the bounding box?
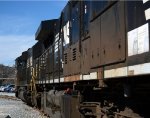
[15,1,150,118]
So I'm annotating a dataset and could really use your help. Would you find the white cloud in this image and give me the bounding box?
[0,35,37,66]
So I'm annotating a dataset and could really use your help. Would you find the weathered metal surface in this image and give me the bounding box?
[81,38,90,74]
[63,47,71,76]
[90,16,101,68]
[70,41,81,75]
[61,95,81,118]
[64,75,80,82]
[100,2,125,65]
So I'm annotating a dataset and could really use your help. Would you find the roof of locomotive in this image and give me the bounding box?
[35,19,58,41]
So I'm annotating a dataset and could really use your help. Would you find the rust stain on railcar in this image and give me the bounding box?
[64,75,80,82]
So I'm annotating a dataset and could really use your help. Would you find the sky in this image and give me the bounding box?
[0,1,67,66]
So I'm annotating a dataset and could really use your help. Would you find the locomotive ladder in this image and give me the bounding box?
[31,68,38,107]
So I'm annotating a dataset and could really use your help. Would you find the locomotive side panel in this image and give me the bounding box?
[70,42,81,75]
[26,48,33,85]
[104,1,150,79]
[63,48,71,76]
[62,3,71,77]
[16,51,28,86]
[100,2,126,65]
[127,1,150,66]
[80,1,91,74]
[68,2,81,76]
[90,16,101,68]
[81,38,90,74]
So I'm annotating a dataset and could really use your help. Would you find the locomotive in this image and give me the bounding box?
[15,1,150,118]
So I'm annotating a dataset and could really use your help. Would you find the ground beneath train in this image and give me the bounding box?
[0,92,47,118]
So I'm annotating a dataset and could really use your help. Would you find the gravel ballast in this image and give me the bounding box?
[0,93,47,118]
